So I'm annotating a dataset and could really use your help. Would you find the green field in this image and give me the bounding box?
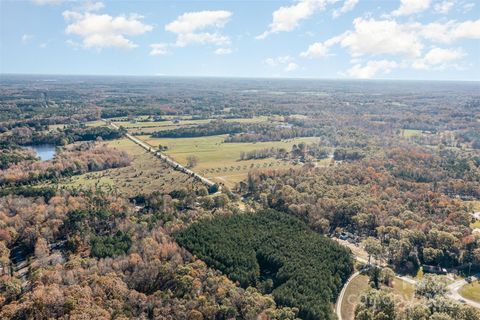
[86,116,276,134]
[402,129,424,138]
[139,134,323,187]
[460,282,480,303]
[389,277,415,302]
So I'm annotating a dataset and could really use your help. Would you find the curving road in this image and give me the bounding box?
[335,271,361,320]
[447,276,480,309]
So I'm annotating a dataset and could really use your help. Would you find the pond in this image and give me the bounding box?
[24,145,57,161]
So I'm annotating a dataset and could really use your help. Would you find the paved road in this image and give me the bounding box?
[105,120,216,188]
[333,239,479,319]
[447,276,480,309]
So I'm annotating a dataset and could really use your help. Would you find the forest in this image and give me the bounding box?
[0,142,131,187]
[1,125,126,146]
[175,210,353,320]
[0,75,479,320]
[0,191,299,319]
[244,144,480,272]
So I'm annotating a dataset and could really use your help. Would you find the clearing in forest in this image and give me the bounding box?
[139,134,323,188]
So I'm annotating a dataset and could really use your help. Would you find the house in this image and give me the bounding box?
[422,264,447,274]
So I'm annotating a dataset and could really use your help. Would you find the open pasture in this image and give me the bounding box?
[91,116,274,134]
[139,134,321,188]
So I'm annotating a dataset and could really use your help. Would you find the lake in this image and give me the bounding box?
[25,145,57,161]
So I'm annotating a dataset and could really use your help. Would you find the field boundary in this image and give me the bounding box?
[103,120,216,188]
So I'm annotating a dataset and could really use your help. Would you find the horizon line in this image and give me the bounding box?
[1,72,479,83]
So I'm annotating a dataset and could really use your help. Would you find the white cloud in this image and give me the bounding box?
[300,42,330,58]
[165,10,231,34]
[165,10,232,47]
[214,47,232,55]
[256,0,334,39]
[32,0,63,5]
[84,1,105,12]
[175,32,230,47]
[265,55,298,72]
[392,0,431,16]
[21,34,34,45]
[149,43,169,56]
[412,47,464,69]
[338,18,423,58]
[300,36,341,58]
[347,60,397,78]
[417,19,480,43]
[284,62,299,72]
[332,0,359,18]
[434,1,454,14]
[63,8,153,49]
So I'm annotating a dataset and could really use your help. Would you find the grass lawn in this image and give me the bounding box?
[402,129,423,138]
[48,124,66,130]
[340,274,370,320]
[471,221,480,229]
[459,282,480,303]
[85,120,105,127]
[389,277,415,302]
[139,134,321,188]
[59,138,199,196]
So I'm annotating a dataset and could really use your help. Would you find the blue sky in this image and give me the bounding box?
[1,0,479,80]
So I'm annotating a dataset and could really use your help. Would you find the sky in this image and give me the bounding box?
[0,0,479,80]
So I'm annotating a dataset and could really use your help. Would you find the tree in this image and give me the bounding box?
[363,237,383,265]
[415,275,447,299]
[213,194,229,208]
[355,289,395,320]
[186,155,199,168]
[380,267,395,287]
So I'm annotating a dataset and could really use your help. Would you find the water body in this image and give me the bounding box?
[25,145,57,161]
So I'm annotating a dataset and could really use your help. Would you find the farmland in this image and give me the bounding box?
[84,116,321,188]
[96,115,276,134]
[139,134,324,187]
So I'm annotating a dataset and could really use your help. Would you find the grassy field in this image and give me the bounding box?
[388,277,415,302]
[59,138,199,196]
[402,129,424,138]
[340,274,370,320]
[139,134,324,188]
[471,221,480,229]
[460,282,480,303]
[85,120,105,127]
[86,116,276,134]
